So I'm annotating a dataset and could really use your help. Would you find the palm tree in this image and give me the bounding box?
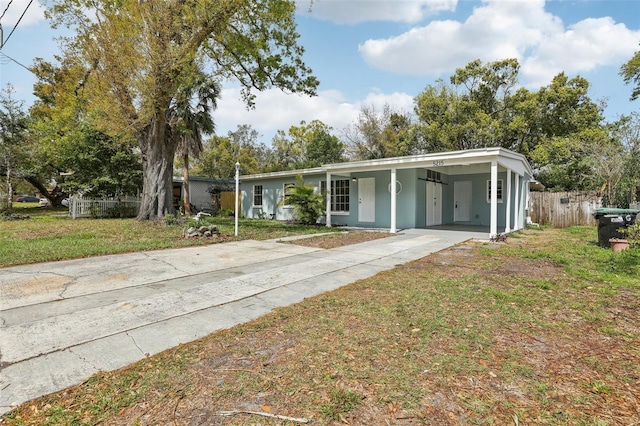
[170,72,220,215]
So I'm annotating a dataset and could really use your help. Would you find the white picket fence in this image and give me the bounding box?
[69,196,142,219]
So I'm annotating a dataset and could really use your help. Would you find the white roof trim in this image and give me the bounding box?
[240,148,532,180]
[241,166,324,181]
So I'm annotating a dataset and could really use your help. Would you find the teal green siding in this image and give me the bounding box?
[241,174,324,220]
[241,166,531,230]
[444,172,528,228]
[348,169,417,229]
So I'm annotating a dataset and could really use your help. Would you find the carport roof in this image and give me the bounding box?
[240,147,532,180]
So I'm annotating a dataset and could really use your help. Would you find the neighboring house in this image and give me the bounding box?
[173,177,235,213]
[240,147,534,237]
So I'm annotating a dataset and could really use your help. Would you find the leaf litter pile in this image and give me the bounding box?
[3,228,639,425]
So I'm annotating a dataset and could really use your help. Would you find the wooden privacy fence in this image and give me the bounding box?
[529,191,602,228]
[220,191,237,211]
[69,196,142,219]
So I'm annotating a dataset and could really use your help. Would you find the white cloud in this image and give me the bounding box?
[358,0,640,86]
[212,87,414,143]
[358,90,415,114]
[1,0,46,27]
[296,0,457,24]
[521,17,640,87]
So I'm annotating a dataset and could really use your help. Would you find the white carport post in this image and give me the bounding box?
[514,174,521,230]
[390,168,397,233]
[505,168,512,233]
[325,171,332,228]
[525,181,531,227]
[234,162,240,236]
[490,160,498,237]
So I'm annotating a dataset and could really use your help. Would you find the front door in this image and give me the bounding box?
[426,181,442,226]
[454,181,472,222]
[358,177,375,222]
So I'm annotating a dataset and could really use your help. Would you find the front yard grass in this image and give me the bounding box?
[2,226,639,425]
[0,206,342,267]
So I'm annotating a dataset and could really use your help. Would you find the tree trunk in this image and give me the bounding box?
[137,119,177,221]
[24,177,67,207]
[182,153,191,216]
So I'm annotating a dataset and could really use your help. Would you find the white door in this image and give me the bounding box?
[358,178,375,222]
[426,182,442,226]
[454,181,472,222]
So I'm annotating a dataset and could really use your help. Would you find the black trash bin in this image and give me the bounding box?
[593,208,639,248]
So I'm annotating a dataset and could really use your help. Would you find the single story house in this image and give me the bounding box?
[239,147,534,237]
[173,176,235,213]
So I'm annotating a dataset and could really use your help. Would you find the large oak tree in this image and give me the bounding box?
[28,58,143,204]
[271,119,344,169]
[46,0,318,220]
[413,59,603,157]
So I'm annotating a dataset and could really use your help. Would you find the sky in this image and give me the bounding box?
[1,0,639,145]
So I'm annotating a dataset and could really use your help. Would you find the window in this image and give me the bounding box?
[426,169,442,182]
[333,179,350,212]
[282,182,295,206]
[253,185,263,207]
[321,179,350,212]
[486,179,503,203]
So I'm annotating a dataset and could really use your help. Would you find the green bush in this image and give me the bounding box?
[280,175,324,225]
[622,222,640,248]
[216,208,234,217]
[107,203,137,218]
[163,213,182,226]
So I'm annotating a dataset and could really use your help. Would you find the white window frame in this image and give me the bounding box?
[486,179,503,203]
[253,185,263,207]
[321,179,350,214]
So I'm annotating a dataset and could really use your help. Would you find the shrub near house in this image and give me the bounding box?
[280,176,325,225]
[622,222,640,248]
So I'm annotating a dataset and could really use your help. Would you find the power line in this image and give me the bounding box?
[0,51,33,73]
[1,0,34,50]
[1,0,15,21]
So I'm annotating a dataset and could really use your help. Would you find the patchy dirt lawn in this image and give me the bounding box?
[3,228,639,425]
[280,231,393,249]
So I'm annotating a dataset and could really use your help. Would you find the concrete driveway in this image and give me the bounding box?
[0,228,486,415]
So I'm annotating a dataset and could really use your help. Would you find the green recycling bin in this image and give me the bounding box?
[593,208,639,248]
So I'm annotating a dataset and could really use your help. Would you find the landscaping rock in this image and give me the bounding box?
[183,224,221,239]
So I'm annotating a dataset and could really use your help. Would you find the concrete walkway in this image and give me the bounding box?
[0,228,487,415]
